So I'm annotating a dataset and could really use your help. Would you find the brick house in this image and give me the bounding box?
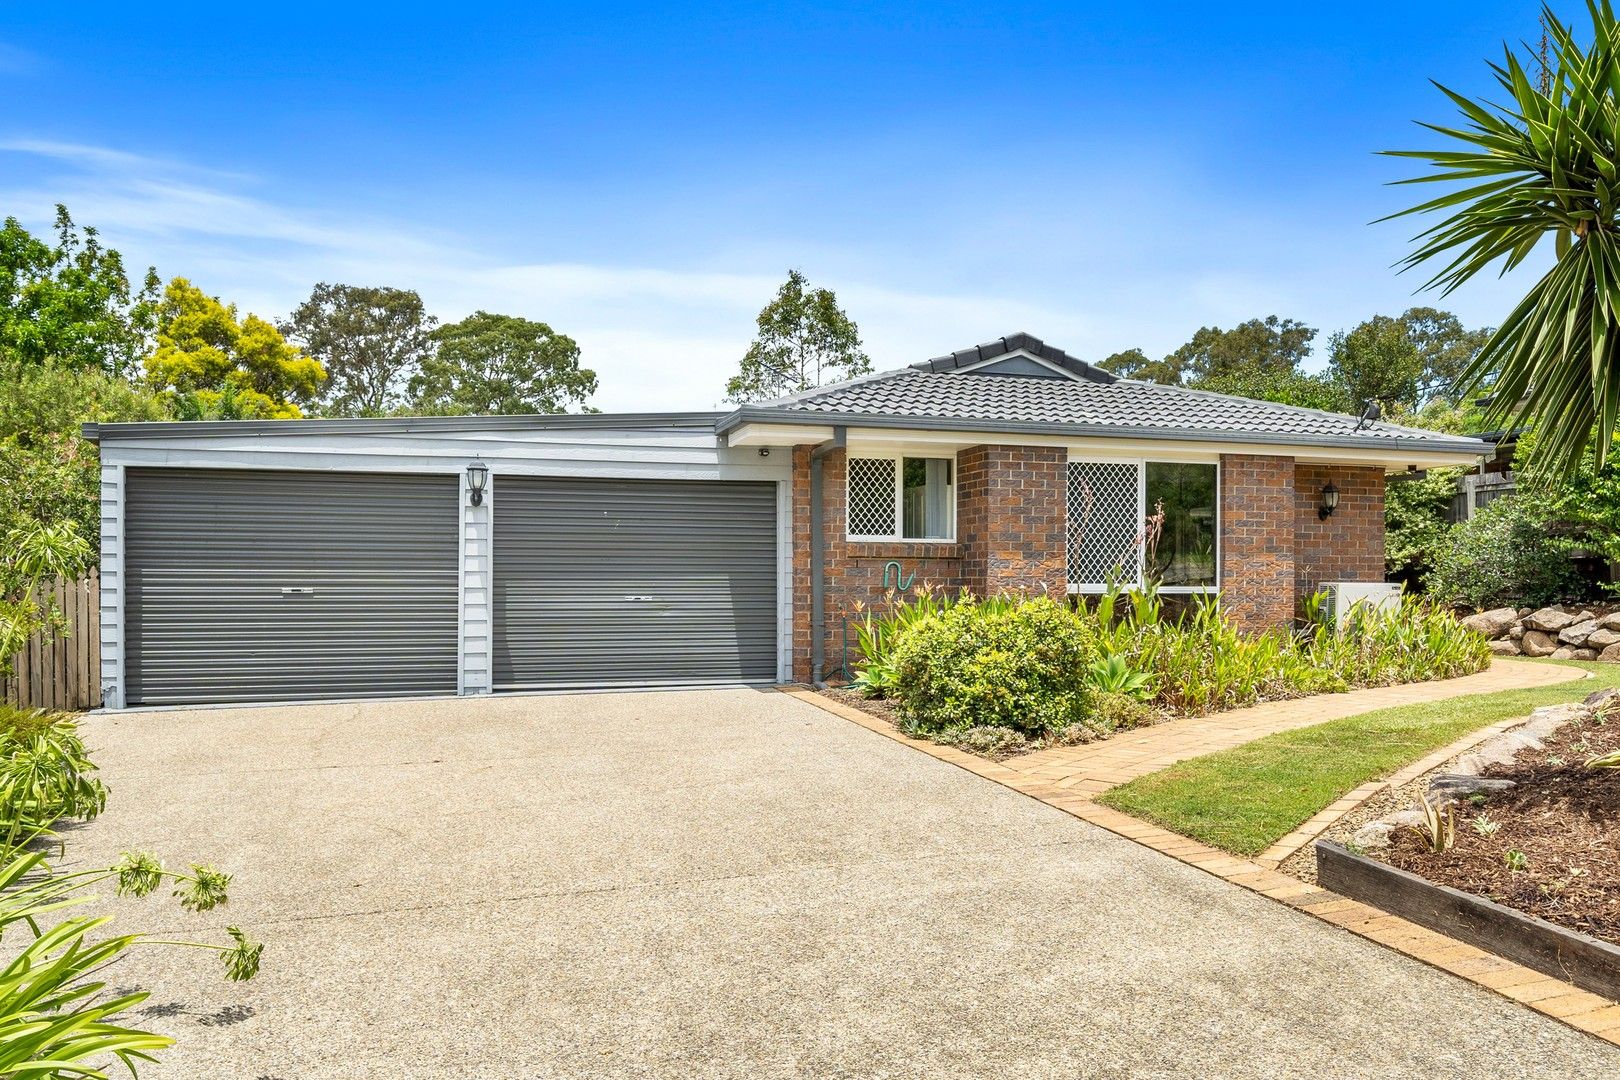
[88,333,1486,707]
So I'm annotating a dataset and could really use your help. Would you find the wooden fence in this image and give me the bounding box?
[2,572,100,712]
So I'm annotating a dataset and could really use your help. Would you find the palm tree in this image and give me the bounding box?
[1385,1,1620,477]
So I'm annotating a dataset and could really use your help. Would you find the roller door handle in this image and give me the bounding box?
[281,587,316,595]
[623,595,655,601]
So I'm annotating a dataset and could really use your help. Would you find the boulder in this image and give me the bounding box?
[1427,773,1517,802]
[1519,607,1534,617]
[1585,686,1620,708]
[1349,821,1396,850]
[1462,607,1520,638]
[1488,639,1522,656]
[1525,606,1576,633]
[1519,630,1559,657]
[1550,646,1598,661]
[1509,624,1526,640]
[1602,612,1620,632]
[1603,642,1620,663]
[1587,627,1620,649]
[1561,619,1602,646]
[1386,809,1428,829]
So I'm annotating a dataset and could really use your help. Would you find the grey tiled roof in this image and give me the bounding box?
[728,335,1488,454]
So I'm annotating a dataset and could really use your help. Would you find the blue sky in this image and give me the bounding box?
[0,2,1562,410]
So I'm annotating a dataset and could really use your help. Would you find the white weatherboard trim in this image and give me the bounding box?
[96,427,791,707]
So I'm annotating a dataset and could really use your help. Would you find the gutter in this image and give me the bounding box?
[715,406,1491,457]
[82,411,726,443]
[808,426,846,687]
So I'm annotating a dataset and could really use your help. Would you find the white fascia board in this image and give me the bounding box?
[725,422,838,446]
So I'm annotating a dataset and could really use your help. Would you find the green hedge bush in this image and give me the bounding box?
[1424,496,1581,609]
[890,595,1098,736]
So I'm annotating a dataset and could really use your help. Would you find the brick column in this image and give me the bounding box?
[958,445,1068,598]
[1219,454,1296,632]
[1294,463,1386,601]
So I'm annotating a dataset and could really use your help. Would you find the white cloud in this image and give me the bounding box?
[0,140,1109,411]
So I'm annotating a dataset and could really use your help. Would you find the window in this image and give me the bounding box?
[1145,462,1217,588]
[1067,459,1218,591]
[847,456,955,540]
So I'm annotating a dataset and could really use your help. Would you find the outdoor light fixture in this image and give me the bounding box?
[1318,482,1339,521]
[466,461,489,507]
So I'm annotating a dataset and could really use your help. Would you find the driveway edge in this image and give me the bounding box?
[783,687,1620,1048]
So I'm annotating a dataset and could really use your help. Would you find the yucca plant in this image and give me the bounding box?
[1384,1,1620,479]
[1585,748,1620,768]
[1086,654,1155,701]
[1410,794,1457,853]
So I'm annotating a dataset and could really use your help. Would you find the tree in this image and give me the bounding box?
[410,311,596,415]
[0,360,169,550]
[1325,315,1424,411]
[1097,347,1185,385]
[726,270,871,403]
[1399,306,1491,404]
[280,283,436,416]
[1384,1,1620,478]
[144,278,324,419]
[1194,368,1350,412]
[1168,316,1316,384]
[0,206,159,376]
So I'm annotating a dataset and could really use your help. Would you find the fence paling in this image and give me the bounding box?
[3,572,100,712]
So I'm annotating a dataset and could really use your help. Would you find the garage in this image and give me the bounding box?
[123,467,460,705]
[492,476,779,689]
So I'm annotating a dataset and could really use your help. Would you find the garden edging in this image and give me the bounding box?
[784,679,1620,1048]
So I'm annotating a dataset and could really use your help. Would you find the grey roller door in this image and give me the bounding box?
[493,477,778,689]
[125,468,459,705]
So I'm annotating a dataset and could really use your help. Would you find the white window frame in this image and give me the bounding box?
[1066,455,1221,595]
[846,453,958,543]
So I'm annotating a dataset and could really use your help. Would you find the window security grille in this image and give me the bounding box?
[1067,460,1141,585]
[847,457,898,537]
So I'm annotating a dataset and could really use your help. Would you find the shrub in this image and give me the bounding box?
[1424,496,1582,609]
[1092,691,1156,733]
[938,725,1033,760]
[1087,654,1154,700]
[0,709,106,839]
[891,595,1098,736]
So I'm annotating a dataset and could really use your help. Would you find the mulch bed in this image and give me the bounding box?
[1380,708,1620,945]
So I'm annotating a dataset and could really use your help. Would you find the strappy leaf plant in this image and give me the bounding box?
[1384,2,1620,479]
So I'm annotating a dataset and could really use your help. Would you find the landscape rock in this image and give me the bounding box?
[1560,619,1602,646]
[1519,630,1560,657]
[1550,646,1599,661]
[1462,607,1519,638]
[1525,607,1576,633]
[1519,607,1534,617]
[1349,821,1396,850]
[1585,686,1620,709]
[1603,612,1620,632]
[1487,639,1522,656]
[1386,809,1428,829]
[1427,773,1518,801]
[1603,642,1620,663]
[1587,627,1620,649]
[1509,624,1526,640]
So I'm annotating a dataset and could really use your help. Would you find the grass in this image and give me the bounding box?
[1096,660,1620,857]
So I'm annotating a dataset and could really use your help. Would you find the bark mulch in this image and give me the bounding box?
[1381,708,1620,945]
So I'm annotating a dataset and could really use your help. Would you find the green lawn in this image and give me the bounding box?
[1096,660,1620,857]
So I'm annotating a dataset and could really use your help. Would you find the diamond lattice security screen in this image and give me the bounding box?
[1067,460,1141,585]
[847,457,899,537]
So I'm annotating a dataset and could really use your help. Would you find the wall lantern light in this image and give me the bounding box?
[1318,482,1339,521]
[467,461,489,507]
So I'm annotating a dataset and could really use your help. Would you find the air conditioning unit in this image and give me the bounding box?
[1322,581,1403,630]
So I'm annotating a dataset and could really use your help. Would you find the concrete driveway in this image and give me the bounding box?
[73,689,1619,1079]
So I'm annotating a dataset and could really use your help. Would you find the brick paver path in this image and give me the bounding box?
[1001,659,1589,798]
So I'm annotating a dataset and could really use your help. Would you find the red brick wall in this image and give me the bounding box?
[1294,463,1385,602]
[790,443,1067,683]
[1218,454,1296,632]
